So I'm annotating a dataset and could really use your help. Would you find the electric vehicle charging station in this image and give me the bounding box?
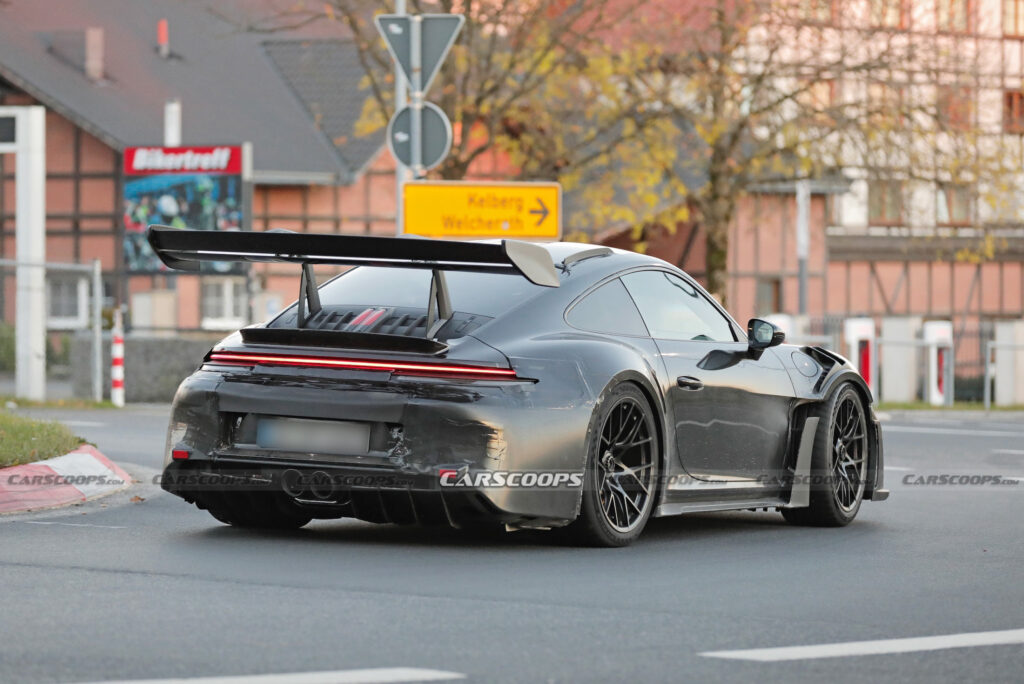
[844,317,876,400]
[880,317,922,404]
[922,320,954,406]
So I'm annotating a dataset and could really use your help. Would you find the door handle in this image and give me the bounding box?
[677,375,704,390]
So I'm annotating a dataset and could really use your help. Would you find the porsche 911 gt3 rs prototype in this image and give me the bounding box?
[151,225,887,547]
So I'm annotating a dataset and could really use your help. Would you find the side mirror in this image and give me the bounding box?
[748,318,785,350]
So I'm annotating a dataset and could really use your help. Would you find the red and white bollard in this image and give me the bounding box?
[111,309,125,407]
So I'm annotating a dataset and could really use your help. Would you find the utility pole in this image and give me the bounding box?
[795,179,810,316]
[394,0,408,235]
[0,106,47,401]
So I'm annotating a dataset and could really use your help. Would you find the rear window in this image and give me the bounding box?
[315,266,547,318]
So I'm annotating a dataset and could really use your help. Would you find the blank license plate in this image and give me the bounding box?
[256,417,371,456]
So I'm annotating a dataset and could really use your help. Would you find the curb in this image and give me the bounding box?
[882,410,1024,421]
[0,445,132,514]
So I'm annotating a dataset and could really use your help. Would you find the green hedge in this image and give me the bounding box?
[0,323,13,372]
[0,326,72,371]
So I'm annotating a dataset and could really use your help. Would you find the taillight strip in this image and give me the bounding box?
[206,351,518,378]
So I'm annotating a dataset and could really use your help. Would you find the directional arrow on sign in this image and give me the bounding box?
[402,181,562,240]
[375,14,465,95]
[529,198,549,226]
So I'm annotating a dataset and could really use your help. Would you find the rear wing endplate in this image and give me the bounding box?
[146,225,560,287]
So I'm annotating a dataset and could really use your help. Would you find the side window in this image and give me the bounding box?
[566,278,648,336]
[621,270,736,342]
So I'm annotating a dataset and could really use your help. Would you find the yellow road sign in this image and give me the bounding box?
[403,181,561,240]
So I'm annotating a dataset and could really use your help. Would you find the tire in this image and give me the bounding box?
[206,491,312,530]
[782,383,869,527]
[565,383,659,547]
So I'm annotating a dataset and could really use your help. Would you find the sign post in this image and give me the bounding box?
[393,0,408,235]
[0,106,47,401]
[376,12,464,183]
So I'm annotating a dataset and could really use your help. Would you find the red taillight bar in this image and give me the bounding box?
[206,351,518,379]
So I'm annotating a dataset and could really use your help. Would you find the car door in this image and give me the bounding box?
[620,269,795,482]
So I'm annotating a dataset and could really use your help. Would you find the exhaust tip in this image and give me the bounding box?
[281,469,305,498]
[308,471,335,500]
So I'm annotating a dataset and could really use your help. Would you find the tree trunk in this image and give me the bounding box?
[700,171,735,305]
[703,213,730,305]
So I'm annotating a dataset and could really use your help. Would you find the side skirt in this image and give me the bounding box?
[654,498,787,517]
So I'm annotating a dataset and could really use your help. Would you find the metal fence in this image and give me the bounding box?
[0,259,104,401]
[952,320,995,402]
[804,315,997,403]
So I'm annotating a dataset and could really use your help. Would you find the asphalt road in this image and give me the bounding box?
[1,406,1023,683]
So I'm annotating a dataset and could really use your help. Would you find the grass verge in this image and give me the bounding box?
[0,395,116,410]
[0,411,85,468]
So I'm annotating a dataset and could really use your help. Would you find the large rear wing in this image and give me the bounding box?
[146,225,560,287]
[147,224,560,334]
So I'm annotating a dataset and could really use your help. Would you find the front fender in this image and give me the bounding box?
[782,345,887,502]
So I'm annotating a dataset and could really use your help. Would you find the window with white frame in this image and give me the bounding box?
[937,0,972,33]
[1006,0,1024,36]
[936,183,973,226]
[798,0,833,23]
[868,180,904,226]
[46,274,89,330]
[200,276,248,330]
[871,0,906,28]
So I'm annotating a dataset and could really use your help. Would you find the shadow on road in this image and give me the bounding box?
[177,508,883,551]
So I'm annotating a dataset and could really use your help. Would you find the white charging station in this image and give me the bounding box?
[764,313,795,339]
[922,320,953,406]
[844,317,876,399]
[0,106,47,401]
[880,317,922,404]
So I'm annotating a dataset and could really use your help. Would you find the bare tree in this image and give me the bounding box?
[240,0,687,240]
[635,0,1012,301]
[235,0,1012,300]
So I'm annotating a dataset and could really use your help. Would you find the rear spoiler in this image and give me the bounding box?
[146,225,560,287]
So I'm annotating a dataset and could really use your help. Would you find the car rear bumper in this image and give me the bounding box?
[162,458,516,528]
[162,366,594,527]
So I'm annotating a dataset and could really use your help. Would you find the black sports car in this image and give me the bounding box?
[151,225,887,547]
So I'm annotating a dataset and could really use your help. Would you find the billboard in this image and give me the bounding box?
[122,145,249,272]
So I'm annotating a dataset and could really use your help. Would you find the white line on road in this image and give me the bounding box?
[61,420,106,427]
[71,668,466,684]
[700,628,1024,662]
[993,449,1024,455]
[884,466,914,472]
[19,521,126,529]
[884,425,1024,438]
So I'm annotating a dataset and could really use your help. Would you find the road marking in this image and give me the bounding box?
[993,449,1024,455]
[19,521,126,529]
[700,628,1024,662]
[62,420,106,427]
[884,466,913,472]
[73,668,466,684]
[884,425,1024,438]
